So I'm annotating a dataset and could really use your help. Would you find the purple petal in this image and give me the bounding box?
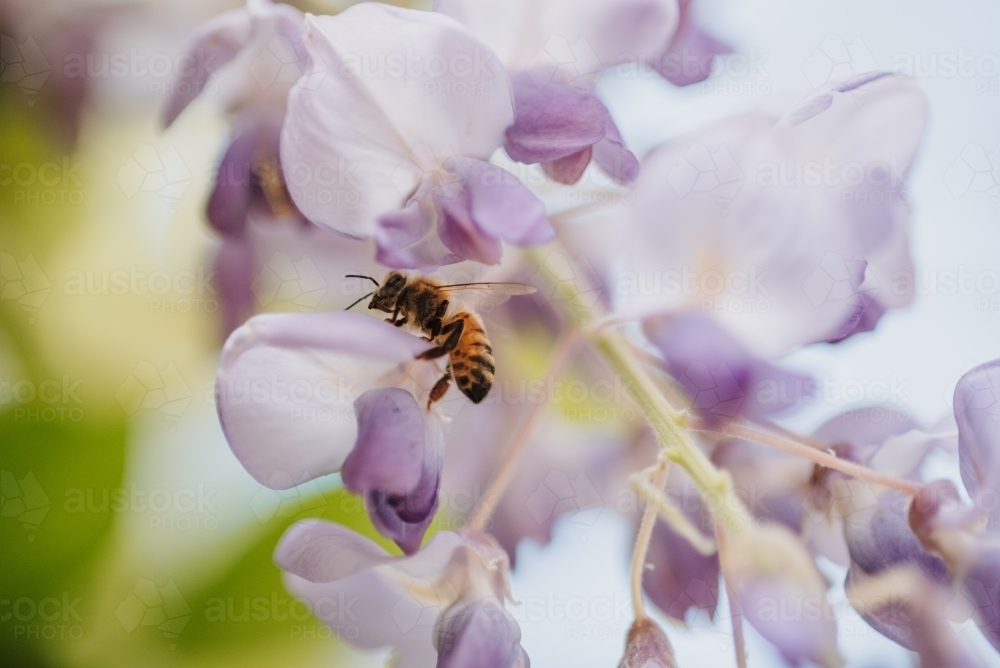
[617,618,677,668]
[213,237,255,337]
[826,292,886,343]
[207,129,256,238]
[730,526,841,667]
[342,389,428,496]
[434,179,505,266]
[447,157,554,247]
[643,515,720,621]
[653,0,730,86]
[592,117,640,183]
[965,547,1000,652]
[368,443,443,556]
[954,359,1000,499]
[541,148,593,185]
[436,601,527,668]
[504,74,609,164]
[840,487,950,586]
[643,314,810,422]
[216,312,432,488]
[161,7,252,127]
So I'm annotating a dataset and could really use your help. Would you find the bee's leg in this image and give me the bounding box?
[416,319,464,360]
[392,316,408,327]
[389,287,410,324]
[424,300,448,338]
[427,367,452,409]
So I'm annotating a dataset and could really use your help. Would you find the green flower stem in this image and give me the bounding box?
[593,331,755,532]
[524,247,755,534]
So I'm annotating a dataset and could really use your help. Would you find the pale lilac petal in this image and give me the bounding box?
[446,157,554,247]
[281,6,512,238]
[730,526,841,667]
[592,117,640,183]
[776,72,890,129]
[623,75,928,355]
[653,0,730,86]
[434,0,678,76]
[279,523,466,664]
[216,312,431,488]
[541,148,593,185]
[161,7,252,127]
[276,519,464,582]
[965,547,1000,652]
[284,570,439,665]
[954,359,1000,498]
[643,314,809,421]
[342,389,428,496]
[276,519,392,582]
[840,487,950,586]
[504,75,608,164]
[827,292,886,343]
[214,237,255,337]
[436,601,527,668]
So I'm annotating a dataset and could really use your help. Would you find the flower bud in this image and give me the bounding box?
[617,618,677,668]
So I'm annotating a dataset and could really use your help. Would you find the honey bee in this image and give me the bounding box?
[345,272,535,407]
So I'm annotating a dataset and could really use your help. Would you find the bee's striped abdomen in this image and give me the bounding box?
[447,313,494,403]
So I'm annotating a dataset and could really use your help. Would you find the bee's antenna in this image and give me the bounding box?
[345,274,380,287]
[344,291,374,311]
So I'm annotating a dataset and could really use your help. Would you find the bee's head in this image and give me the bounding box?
[368,271,407,312]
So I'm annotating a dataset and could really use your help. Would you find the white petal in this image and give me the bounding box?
[216,312,432,488]
[281,5,513,237]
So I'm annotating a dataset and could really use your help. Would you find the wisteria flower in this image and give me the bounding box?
[216,310,450,552]
[163,0,313,334]
[908,359,1000,651]
[280,3,553,270]
[436,0,682,184]
[620,72,928,361]
[276,521,527,667]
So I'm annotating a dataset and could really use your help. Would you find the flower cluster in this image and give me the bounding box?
[161,0,1000,666]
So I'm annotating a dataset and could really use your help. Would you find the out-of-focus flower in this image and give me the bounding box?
[281,4,553,270]
[436,0,682,184]
[907,359,1000,651]
[162,0,307,127]
[164,0,314,336]
[727,524,842,668]
[643,313,809,422]
[954,359,1000,516]
[621,72,928,362]
[653,0,731,86]
[846,567,980,667]
[642,484,720,620]
[276,521,526,667]
[617,618,677,668]
[216,311,449,552]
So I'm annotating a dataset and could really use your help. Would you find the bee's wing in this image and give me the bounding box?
[437,282,536,311]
